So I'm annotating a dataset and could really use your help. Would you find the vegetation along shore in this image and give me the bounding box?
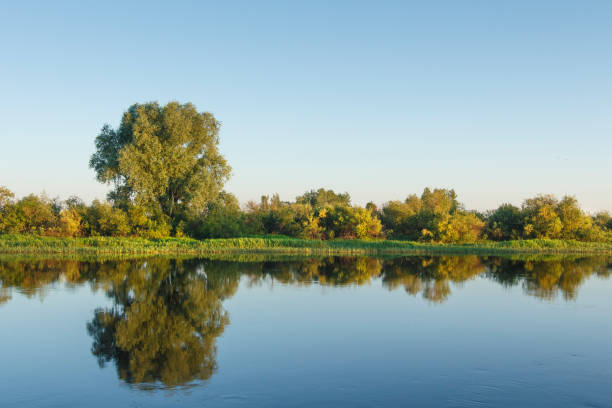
[1,102,611,251]
[2,234,612,256]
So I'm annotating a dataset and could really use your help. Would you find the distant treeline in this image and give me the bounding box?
[4,102,609,245]
[1,186,611,244]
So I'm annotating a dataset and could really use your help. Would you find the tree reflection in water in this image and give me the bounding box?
[484,256,612,301]
[86,259,240,388]
[0,254,610,387]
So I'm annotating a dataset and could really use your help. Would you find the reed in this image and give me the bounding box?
[1,234,612,256]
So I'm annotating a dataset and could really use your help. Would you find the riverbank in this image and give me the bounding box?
[1,234,612,256]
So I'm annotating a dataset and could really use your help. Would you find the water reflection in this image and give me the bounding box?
[1,255,610,305]
[0,255,610,388]
[380,255,485,302]
[484,256,612,301]
[86,259,240,388]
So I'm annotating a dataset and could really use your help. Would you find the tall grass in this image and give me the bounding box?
[1,234,612,256]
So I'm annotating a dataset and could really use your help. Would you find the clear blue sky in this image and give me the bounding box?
[1,1,611,211]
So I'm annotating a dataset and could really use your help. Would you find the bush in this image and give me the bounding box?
[59,208,83,237]
[0,185,609,244]
[436,212,485,243]
[485,204,524,240]
[84,201,130,236]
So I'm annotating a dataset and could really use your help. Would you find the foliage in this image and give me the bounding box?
[0,186,14,210]
[593,211,612,230]
[185,191,250,239]
[0,194,57,235]
[318,205,382,239]
[58,208,83,237]
[243,192,382,240]
[1,185,610,245]
[89,102,231,219]
[521,195,603,241]
[4,102,611,246]
[0,188,170,239]
[2,234,612,257]
[381,188,481,243]
[485,203,524,240]
[436,212,485,244]
[522,195,563,238]
[84,200,131,236]
[296,188,351,209]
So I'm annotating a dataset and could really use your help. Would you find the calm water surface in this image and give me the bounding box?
[0,255,611,407]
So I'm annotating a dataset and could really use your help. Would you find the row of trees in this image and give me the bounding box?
[381,188,612,242]
[0,187,170,238]
[1,101,610,243]
[1,185,611,243]
[187,188,381,240]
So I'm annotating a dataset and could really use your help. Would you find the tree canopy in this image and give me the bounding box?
[296,188,351,209]
[89,102,231,219]
[1,184,610,243]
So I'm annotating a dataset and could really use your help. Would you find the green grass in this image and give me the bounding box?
[1,233,612,256]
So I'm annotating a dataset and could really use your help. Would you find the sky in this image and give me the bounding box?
[1,1,611,212]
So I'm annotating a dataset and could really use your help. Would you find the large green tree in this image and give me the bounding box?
[89,102,231,218]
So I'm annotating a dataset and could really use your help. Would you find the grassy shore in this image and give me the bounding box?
[1,234,612,256]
